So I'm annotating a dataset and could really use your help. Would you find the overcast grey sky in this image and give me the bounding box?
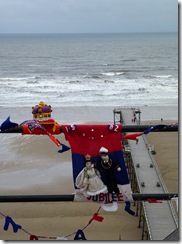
[0,0,178,34]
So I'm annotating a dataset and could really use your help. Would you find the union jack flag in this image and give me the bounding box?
[21,120,46,131]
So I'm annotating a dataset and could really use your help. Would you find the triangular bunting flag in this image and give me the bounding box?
[0,116,19,131]
[3,216,21,233]
[148,198,163,203]
[30,234,39,240]
[58,143,70,153]
[124,202,135,216]
[122,133,142,140]
[74,229,87,240]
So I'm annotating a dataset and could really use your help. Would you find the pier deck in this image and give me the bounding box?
[118,107,178,240]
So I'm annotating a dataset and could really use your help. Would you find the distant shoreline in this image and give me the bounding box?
[0,31,178,35]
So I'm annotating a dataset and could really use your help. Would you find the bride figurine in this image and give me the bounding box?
[75,154,108,197]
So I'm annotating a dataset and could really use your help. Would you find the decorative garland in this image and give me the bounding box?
[0,206,104,240]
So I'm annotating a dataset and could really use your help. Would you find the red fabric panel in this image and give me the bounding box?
[62,124,122,156]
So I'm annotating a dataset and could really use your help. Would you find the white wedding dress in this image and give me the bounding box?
[76,167,108,196]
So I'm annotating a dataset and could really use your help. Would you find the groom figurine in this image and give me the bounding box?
[94,147,121,194]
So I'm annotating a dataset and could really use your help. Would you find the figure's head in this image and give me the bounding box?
[99,147,109,162]
[84,154,92,168]
[85,154,91,162]
[85,160,92,169]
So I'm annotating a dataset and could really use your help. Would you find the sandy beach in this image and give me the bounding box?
[0,106,178,241]
[145,120,178,194]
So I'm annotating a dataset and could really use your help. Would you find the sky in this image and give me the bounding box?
[0,0,178,34]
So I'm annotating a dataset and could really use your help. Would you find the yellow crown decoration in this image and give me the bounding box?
[32,101,52,120]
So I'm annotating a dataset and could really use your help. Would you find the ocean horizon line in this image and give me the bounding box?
[0,31,177,36]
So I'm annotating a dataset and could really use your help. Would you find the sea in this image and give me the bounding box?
[0,32,178,192]
[0,32,178,108]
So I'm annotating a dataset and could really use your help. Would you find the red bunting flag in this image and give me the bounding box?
[122,132,143,141]
[89,213,104,223]
[148,198,163,203]
[30,234,39,240]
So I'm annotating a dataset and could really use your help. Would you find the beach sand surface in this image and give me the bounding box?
[145,120,178,193]
[0,108,178,241]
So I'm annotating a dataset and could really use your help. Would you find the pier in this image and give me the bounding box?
[114,107,178,240]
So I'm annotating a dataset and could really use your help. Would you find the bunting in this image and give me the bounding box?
[121,124,177,141]
[0,116,19,131]
[3,216,22,233]
[0,207,104,240]
[58,143,71,153]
